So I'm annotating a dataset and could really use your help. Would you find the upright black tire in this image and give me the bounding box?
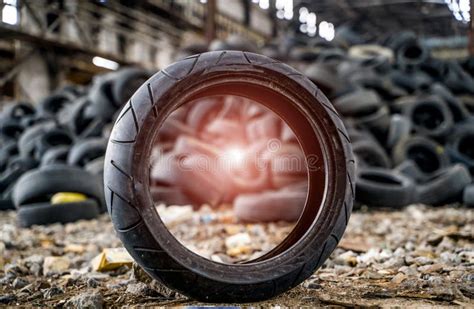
[104,51,354,302]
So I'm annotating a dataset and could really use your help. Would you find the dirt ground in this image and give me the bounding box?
[0,204,472,307]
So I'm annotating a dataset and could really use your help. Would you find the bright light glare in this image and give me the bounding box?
[276,0,285,10]
[276,10,285,19]
[299,7,309,23]
[319,21,335,41]
[2,5,18,25]
[307,12,316,26]
[92,56,119,70]
[224,148,246,166]
[259,0,269,10]
[200,0,207,3]
[445,0,470,22]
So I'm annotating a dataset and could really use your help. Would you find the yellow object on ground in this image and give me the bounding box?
[91,248,133,272]
[51,192,88,204]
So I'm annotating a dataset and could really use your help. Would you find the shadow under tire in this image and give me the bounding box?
[104,51,355,302]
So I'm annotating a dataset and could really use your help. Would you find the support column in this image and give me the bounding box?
[206,0,216,44]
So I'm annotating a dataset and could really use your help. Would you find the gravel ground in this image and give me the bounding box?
[0,204,472,307]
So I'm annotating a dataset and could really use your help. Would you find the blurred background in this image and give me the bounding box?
[0,0,471,101]
[0,0,473,307]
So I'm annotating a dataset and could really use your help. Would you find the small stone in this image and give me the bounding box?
[364,270,384,279]
[391,273,407,284]
[125,282,160,297]
[418,263,444,274]
[5,263,28,276]
[440,252,461,265]
[398,265,418,277]
[43,256,71,276]
[12,277,28,289]
[64,244,86,254]
[225,232,252,250]
[66,291,103,309]
[86,278,99,288]
[0,294,16,304]
[224,224,242,235]
[426,275,444,287]
[156,205,193,227]
[226,245,252,257]
[413,256,432,266]
[334,251,358,266]
[304,278,321,289]
[23,255,44,276]
[43,286,64,299]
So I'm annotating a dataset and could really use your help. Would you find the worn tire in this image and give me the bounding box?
[352,139,391,168]
[13,165,104,209]
[402,96,453,138]
[416,164,471,205]
[104,51,355,302]
[17,199,100,227]
[40,146,70,167]
[392,136,449,175]
[67,138,107,167]
[356,167,416,208]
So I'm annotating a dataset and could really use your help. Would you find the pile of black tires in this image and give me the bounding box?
[295,31,474,208]
[180,30,474,209]
[0,68,150,226]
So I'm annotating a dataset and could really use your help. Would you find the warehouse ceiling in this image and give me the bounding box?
[293,0,469,40]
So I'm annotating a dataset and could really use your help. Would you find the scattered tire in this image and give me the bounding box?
[356,167,416,208]
[13,165,104,209]
[234,190,306,222]
[416,164,472,205]
[17,199,100,227]
[104,51,354,302]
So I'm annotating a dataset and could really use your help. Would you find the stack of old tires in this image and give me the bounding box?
[291,31,474,208]
[0,68,150,226]
[188,30,474,209]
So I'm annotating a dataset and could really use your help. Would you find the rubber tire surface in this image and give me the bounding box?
[40,146,70,167]
[356,167,416,208]
[17,199,100,227]
[416,164,472,206]
[104,51,355,302]
[13,165,104,208]
[463,184,474,207]
[67,138,107,167]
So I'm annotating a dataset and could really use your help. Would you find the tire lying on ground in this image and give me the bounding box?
[234,190,306,222]
[104,51,354,302]
[17,199,100,227]
[12,165,104,209]
[355,167,416,208]
[416,164,472,206]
